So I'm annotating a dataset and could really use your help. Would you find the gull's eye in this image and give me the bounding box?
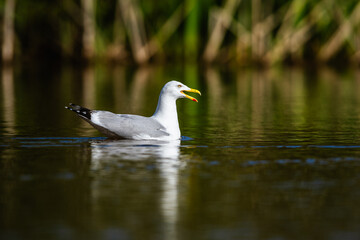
[177,84,182,88]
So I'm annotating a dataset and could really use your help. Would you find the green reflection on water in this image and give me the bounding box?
[1,64,360,240]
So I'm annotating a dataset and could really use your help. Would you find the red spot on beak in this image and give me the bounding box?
[192,99,197,102]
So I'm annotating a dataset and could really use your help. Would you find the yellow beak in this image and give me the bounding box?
[181,89,201,102]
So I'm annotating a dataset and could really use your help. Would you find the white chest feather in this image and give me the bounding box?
[151,94,181,139]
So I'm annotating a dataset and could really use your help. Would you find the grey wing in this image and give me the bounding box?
[92,111,169,139]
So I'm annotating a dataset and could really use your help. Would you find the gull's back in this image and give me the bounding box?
[90,111,169,139]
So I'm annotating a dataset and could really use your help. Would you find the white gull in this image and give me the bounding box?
[65,81,201,140]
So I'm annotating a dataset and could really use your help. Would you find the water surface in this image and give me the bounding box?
[1,65,360,240]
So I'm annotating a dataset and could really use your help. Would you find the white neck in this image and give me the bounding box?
[151,92,180,139]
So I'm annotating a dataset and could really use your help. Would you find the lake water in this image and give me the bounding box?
[1,64,360,240]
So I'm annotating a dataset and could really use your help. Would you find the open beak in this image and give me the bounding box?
[181,89,201,102]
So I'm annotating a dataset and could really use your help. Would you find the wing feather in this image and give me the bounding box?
[92,111,169,139]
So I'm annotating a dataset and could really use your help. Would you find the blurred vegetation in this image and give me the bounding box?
[1,0,360,66]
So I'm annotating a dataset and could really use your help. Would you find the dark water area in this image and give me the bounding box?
[1,64,360,240]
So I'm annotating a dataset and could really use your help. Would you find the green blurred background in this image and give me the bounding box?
[1,0,360,66]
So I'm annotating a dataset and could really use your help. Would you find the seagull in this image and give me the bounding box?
[65,80,201,140]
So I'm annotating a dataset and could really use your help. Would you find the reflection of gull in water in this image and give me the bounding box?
[90,139,182,240]
[90,139,181,166]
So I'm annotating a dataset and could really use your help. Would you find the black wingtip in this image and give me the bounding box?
[65,103,92,120]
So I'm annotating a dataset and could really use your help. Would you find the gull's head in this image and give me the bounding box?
[162,80,201,102]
